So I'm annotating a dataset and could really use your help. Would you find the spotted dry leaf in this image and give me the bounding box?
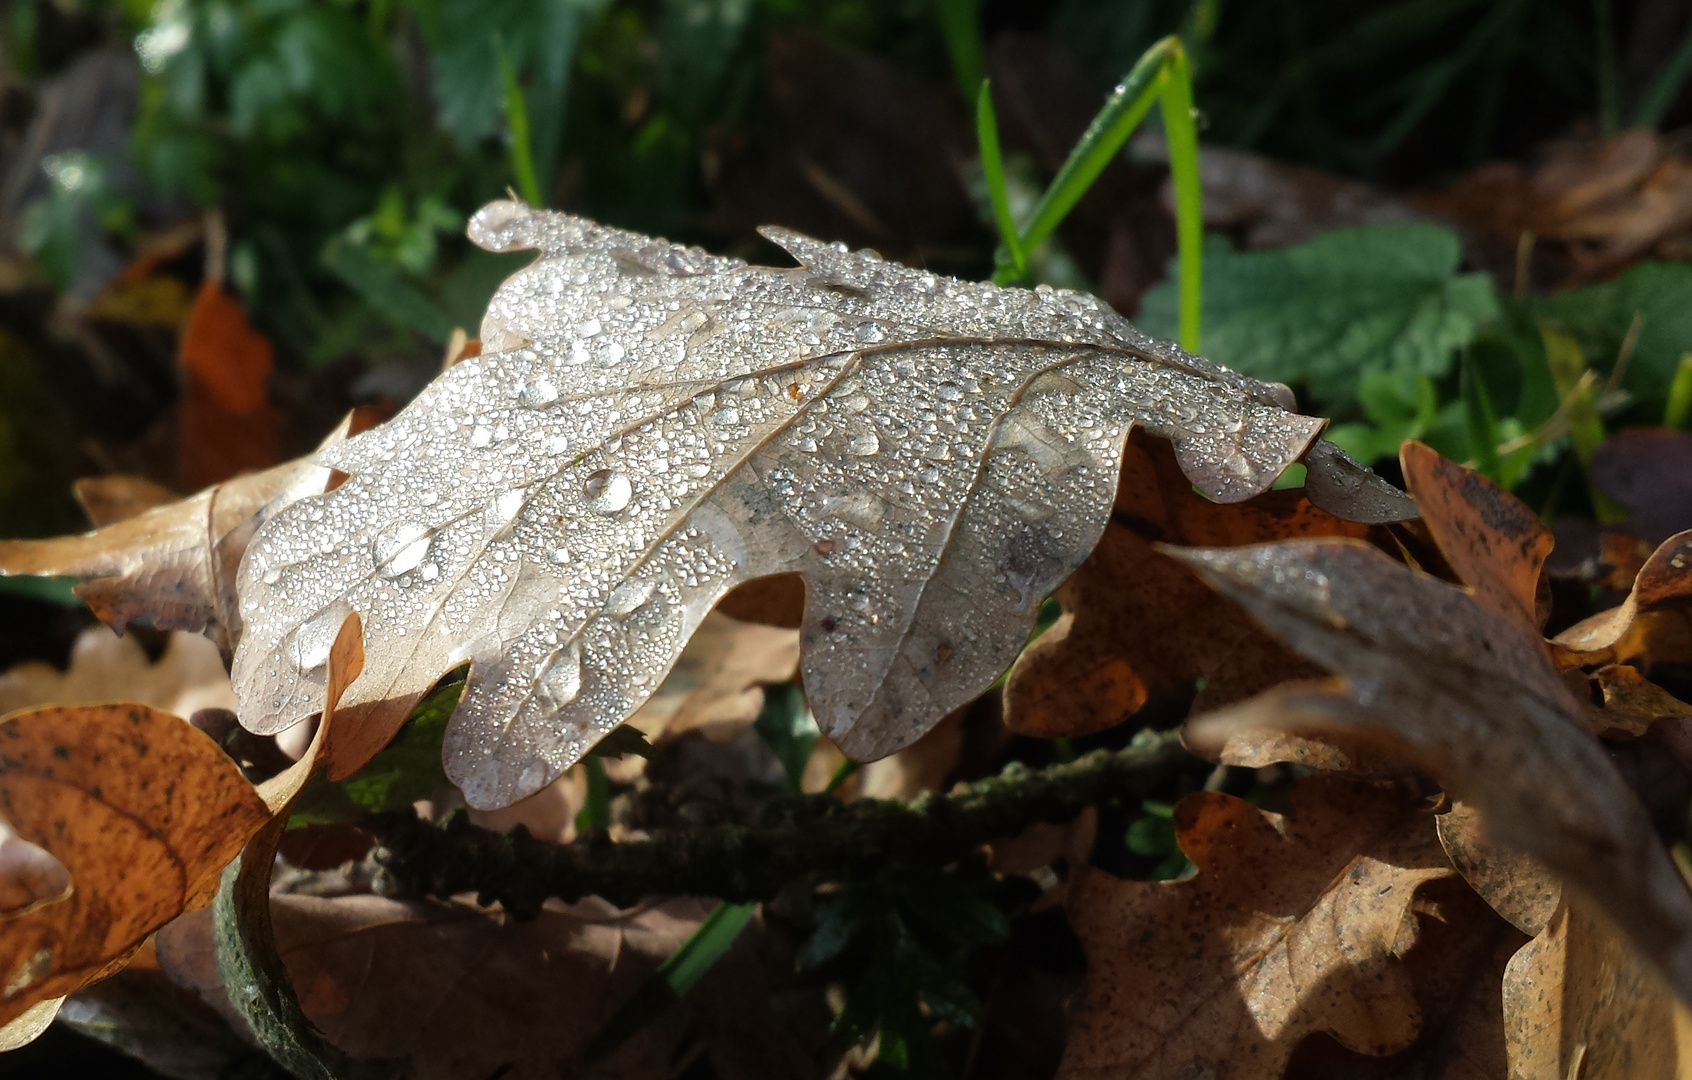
[1175,539,1692,1004]
[1059,778,1451,1080]
[232,201,1349,809]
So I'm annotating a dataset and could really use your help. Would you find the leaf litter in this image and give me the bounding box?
[228,200,1387,810]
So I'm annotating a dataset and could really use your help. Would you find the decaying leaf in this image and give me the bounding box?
[0,415,358,654]
[1004,432,1369,740]
[1554,530,1692,668]
[72,475,179,529]
[1435,800,1560,937]
[1399,440,1550,631]
[163,892,710,1080]
[626,610,800,744]
[1585,663,1692,737]
[0,822,70,918]
[178,280,280,492]
[232,200,1364,810]
[1503,895,1692,1079]
[0,703,271,1033]
[1176,539,1692,1002]
[0,625,236,720]
[1058,779,1451,1080]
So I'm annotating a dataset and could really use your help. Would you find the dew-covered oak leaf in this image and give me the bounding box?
[231,201,1363,810]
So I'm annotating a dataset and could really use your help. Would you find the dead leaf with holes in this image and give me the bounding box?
[0,415,362,654]
[1004,431,1372,741]
[1058,778,1451,1080]
[1176,538,1692,1004]
[0,703,271,1039]
[225,201,1419,811]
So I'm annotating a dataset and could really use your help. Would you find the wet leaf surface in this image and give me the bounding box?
[231,202,1339,809]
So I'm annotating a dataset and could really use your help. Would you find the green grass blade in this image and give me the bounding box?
[573,756,610,833]
[975,81,1027,283]
[936,0,985,104]
[1666,353,1692,429]
[321,236,455,343]
[1157,43,1203,352]
[1636,23,1692,130]
[585,901,758,1062]
[1015,36,1176,258]
[497,37,543,206]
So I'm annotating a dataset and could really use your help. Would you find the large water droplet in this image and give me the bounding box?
[848,431,880,457]
[291,606,348,670]
[584,469,633,513]
[606,578,657,616]
[469,425,493,449]
[537,642,583,709]
[855,322,885,343]
[373,524,433,577]
[517,378,558,407]
[711,406,741,428]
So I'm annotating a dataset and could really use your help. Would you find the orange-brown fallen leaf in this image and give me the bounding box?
[0,417,359,654]
[628,611,800,745]
[1503,895,1692,1079]
[1005,433,1370,740]
[1177,538,1692,1004]
[1399,440,1550,631]
[178,281,279,492]
[1435,801,1560,938]
[0,703,271,1033]
[1058,779,1451,1080]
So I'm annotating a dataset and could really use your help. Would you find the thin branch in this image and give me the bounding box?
[365,730,1195,913]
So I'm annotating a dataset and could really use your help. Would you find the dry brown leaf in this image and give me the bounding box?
[1554,530,1692,668]
[161,892,710,1080]
[0,416,357,654]
[1399,440,1551,631]
[1194,678,1422,778]
[1176,538,1692,1003]
[1503,895,1692,1079]
[1058,778,1451,1080]
[0,822,70,918]
[73,475,179,528]
[627,610,800,744]
[0,625,235,720]
[0,703,271,1033]
[1587,663,1692,737]
[230,203,1357,811]
[1004,433,1369,740]
[1435,801,1561,937]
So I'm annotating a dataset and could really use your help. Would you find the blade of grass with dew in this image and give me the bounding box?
[936,0,985,106]
[1012,38,1175,263]
[1666,353,1692,429]
[497,38,542,206]
[975,81,1027,283]
[584,901,758,1062]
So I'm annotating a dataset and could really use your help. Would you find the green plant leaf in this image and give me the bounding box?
[753,681,819,794]
[321,235,456,344]
[1139,224,1499,407]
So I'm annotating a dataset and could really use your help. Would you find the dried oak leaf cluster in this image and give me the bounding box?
[1007,437,1692,1078]
[0,205,1685,1078]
